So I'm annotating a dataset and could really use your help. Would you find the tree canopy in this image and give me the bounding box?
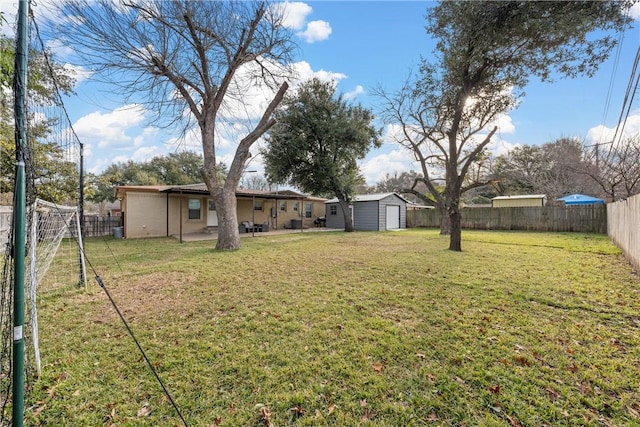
[0,35,77,204]
[378,0,633,251]
[85,151,224,203]
[263,78,381,231]
[583,136,640,202]
[491,138,597,202]
[52,0,294,250]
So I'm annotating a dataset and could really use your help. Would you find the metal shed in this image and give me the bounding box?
[324,193,408,231]
[491,194,547,208]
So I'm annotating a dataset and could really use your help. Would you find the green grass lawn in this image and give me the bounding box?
[24,229,640,426]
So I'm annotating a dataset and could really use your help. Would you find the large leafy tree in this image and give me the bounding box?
[0,36,77,204]
[263,78,381,232]
[53,0,294,250]
[86,152,224,203]
[378,1,632,251]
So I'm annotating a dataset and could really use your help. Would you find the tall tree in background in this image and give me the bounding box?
[53,0,294,250]
[492,138,597,202]
[85,152,225,204]
[263,78,381,232]
[584,136,640,201]
[0,36,76,204]
[378,1,632,251]
[375,171,431,204]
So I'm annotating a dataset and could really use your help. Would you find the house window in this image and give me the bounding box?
[279,201,287,212]
[305,202,312,218]
[330,205,337,216]
[208,200,216,211]
[254,200,263,211]
[188,199,201,220]
[293,202,299,212]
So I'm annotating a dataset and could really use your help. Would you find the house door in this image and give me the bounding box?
[207,199,218,226]
[385,205,400,230]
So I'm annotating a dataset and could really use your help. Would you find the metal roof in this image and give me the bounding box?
[557,194,605,205]
[325,193,410,204]
[491,194,547,200]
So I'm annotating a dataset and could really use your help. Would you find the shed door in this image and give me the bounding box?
[207,199,218,226]
[385,205,400,230]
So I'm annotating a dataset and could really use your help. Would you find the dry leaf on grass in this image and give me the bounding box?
[137,404,152,417]
[487,384,501,394]
[255,404,273,427]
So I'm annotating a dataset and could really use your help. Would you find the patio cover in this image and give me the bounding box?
[557,194,605,205]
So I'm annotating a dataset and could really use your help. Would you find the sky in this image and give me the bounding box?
[2,1,639,186]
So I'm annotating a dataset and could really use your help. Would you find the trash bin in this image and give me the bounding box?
[262,222,270,232]
[113,226,124,239]
[290,219,302,229]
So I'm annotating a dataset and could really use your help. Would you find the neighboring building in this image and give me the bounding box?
[324,193,408,231]
[491,194,547,208]
[114,184,326,239]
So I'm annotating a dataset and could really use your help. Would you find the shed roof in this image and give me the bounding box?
[491,194,546,201]
[324,192,410,204]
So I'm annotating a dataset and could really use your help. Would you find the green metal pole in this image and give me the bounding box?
[12,0,29,425]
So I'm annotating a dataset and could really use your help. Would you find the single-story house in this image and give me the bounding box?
[114,183,327,239]
[324,193,408,231]
[557,194,606,205]
[491,194,547,208]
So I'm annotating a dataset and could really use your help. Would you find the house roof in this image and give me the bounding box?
[492,194,546,200]
[115,183,325,201]
[325,192,410,204]
[557,194,605,205]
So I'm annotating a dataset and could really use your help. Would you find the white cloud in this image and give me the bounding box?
[585,109,640,146]
[629,2,640,20]
[290,60,347,85]
[217,59,347,126]
[360,148,420,186]
[273,2,331,43]
[130,145,160,162]
[63,63,93,85]
[73,104,147,148]
[276,2,313,30]
[297,20,332,43]
[491,113,516,134]
[488,138,519,157]
[344,85,365,100]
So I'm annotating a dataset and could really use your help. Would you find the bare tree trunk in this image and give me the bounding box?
[438,203,451,235]
[338,199,354,232]
[448,204,462,251]
[214,187,240,250]
[203,83,288,250]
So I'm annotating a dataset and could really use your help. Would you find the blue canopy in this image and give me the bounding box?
[557,194,605,205]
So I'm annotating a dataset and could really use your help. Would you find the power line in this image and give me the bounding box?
[605,44,640,165]
[598,17,627,140]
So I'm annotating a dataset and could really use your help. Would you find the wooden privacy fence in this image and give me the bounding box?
[607,194,640,272]
[407,205,607,234]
